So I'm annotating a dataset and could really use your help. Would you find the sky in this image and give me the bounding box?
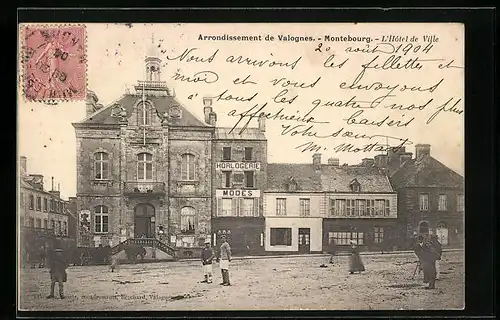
[18,23,464,199]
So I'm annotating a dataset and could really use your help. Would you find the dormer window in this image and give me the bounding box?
[137,102,153,126]
[287,177,297,192]
[349,178,361,192]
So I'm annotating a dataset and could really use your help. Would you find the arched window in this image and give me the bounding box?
[137,102,153,126]
[180,206,196,233]
[94,152,109,180]
[94,205,109,233]
[181,153,196,181]
[137,153,153,180]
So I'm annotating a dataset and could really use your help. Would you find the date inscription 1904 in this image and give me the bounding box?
[23,25,87,101]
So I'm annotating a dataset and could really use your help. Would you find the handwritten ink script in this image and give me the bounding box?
[162,26,463,156]
[23,25,87,101]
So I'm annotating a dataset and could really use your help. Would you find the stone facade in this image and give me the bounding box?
[72,43,215,253]
[211,125,267,255]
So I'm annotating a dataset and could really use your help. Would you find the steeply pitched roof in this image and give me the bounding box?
[266,163,394,193]
[215,127,266,140]
[390,155,464,189]
[79,94,210,127]
[20,178,35,190]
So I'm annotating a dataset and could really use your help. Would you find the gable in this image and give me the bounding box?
[79,94,210,127]
[390,155,464,189]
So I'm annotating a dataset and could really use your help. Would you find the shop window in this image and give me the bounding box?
[270,228,292,246]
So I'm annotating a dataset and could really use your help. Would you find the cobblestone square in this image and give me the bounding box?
[19,250,464,311]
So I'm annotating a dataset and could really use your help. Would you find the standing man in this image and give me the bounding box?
[328,239,337,264]
[414,235,439,289]
[430,234,443,279]
[200,239,215,283]
[46,248,67,299]
[219,235,232,286]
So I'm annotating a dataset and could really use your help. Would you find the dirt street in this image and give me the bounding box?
[18,250,464,311]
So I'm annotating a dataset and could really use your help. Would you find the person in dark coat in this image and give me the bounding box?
[328,239,337,264]
[414,235,439,289]
[47,248,67,299]
[348,240,365,274]
[430,234,443,280]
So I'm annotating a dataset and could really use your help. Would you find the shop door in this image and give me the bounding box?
[298,228,311,253]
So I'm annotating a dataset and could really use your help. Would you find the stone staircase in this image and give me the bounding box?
[111,238,178,260]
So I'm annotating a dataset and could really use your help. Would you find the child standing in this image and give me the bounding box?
[200,239,215,284]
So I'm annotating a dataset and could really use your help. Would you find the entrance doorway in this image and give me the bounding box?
[134,203,155,238]
[298,228,311,253]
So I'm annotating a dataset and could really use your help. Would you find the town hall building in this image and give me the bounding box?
[72,40,268,258]
[73,42,215,257]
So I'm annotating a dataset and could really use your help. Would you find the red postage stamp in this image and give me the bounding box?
[22,25,87,101]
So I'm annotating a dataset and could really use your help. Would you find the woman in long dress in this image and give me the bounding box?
[349,240,365,274]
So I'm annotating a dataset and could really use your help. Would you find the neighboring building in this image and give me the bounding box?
[264,161,324,254]
[388,144,464,248]
[19,156,72,266]
[19,156,70,237]
[264,153,398,254]
[322,156,398,251]
[211,118,267,255]
[72,40,213,257]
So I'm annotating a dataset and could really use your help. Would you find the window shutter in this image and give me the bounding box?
[216,198,222,217]
[232,198,238,216]
[239,198,244,217]
[254,198,259,217]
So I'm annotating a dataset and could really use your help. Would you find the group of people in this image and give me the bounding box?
[200,235,232,286]
[41,231,442,299]
[327,233,442,290]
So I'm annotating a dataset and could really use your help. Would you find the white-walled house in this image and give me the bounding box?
[264,164,325,253]
[263,154,398,254]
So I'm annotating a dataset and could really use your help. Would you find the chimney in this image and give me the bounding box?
[51,176,55,191]
[361,158,375,167]
[415,144,431,160]
[58,183,60,192]
[374,154,388,168]
[312,153,322,166]
[399,152,413,167]
[20,156,27,175]
[258,115,266,132]
[86,90,99,116]
[209,112,217,126]
[203,97,213,124]
[327,157,340,166]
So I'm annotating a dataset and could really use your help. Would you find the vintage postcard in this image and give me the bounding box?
[18,22,464,311]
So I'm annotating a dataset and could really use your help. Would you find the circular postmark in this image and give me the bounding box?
[22,25,87,102]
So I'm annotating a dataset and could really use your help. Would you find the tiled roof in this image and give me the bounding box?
[266,163,394,193]
[267,163,323,192]
[20,178,35,189]
[390,155,464,189]
[321,165,394,193]
[80,94,210,127]
[20,177,67,200]
[215,127,267,140]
